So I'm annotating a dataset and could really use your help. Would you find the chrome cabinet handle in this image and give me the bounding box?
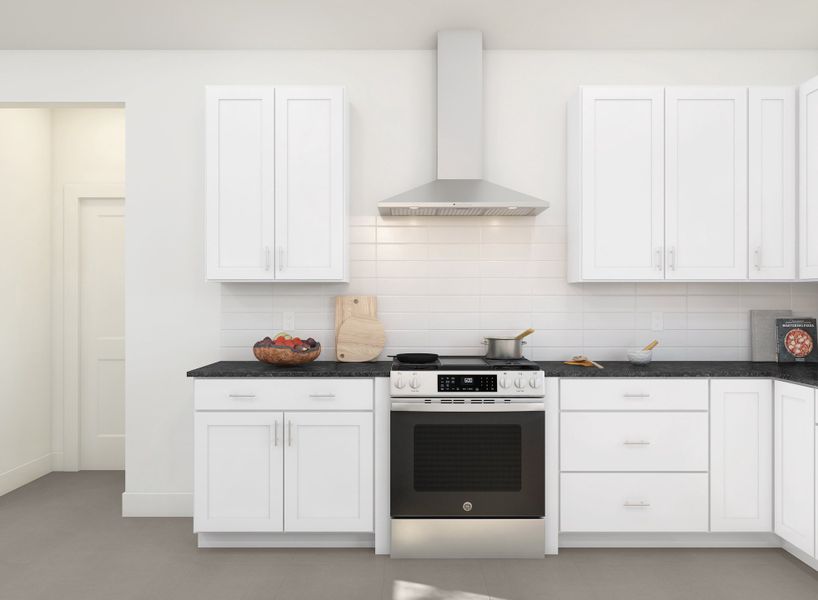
[265,246,271,271]
[655,248,662,271]
[278,247,285,271]
[624,502,651,508]
[228,394,256,399]
[623,440,651,446]
[623,393,650,399]
[668,247,676,270]
[274,420,279,447]
[288,421,292,447]
[308,393,336,399]
[754,247,761,271]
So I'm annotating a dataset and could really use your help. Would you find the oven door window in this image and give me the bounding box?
[391,410,544,518]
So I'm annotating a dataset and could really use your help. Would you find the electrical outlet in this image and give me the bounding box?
[651,312,664,331]
[283,312,295,331]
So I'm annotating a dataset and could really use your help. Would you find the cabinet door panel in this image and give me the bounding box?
[206,86,275,280]
[774,381,815,554]
[579,87,664,280]
[665,88,747,279]
[748,88,796,280]
[275,87,345,280]
[710,380,772,532]
[284,412,373,532]
[800,76,818,279]
[194,412,283,532]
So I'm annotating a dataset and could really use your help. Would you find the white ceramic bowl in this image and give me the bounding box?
[627,349,652,365]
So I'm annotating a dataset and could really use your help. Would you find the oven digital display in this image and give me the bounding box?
[438,374,497,393]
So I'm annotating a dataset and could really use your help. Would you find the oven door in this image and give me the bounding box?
[390,404,544,518]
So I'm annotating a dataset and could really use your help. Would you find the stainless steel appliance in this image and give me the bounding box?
[390,356,545,558]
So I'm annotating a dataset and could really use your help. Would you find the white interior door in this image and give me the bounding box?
[665,87,748,280]
[79,198,125,470]
[274,86,345,280]
[579,86,665,280]
[284,411,373,532]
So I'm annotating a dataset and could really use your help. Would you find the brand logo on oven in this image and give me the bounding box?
[462,501,473,512]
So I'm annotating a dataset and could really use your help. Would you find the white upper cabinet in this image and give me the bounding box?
[799,76,818,280]
[774,381,815,556]
[567,87,665,281]
[749,88,796,280]
[665,87,748,280]
[206,86,275,280]
[274,87,346,280]
[206,85,347,282]
[709,380,772,532]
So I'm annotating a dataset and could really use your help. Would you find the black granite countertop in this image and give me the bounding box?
[187,360,818,387]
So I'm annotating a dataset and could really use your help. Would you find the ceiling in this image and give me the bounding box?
[0,0,816,50]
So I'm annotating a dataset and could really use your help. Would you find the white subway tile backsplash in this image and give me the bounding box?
[219,220,811,362]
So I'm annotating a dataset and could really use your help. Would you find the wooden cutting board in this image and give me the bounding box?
[335,296,385,362]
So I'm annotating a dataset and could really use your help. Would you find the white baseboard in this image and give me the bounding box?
[559,532,782,548]
[121,491,193,517]
[198,532,374,548]
[781,541,818,570]
[0,453,53,497]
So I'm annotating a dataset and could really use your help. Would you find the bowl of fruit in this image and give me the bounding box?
[253,332,321,366]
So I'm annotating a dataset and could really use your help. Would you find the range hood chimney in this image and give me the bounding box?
[378,30,549,217]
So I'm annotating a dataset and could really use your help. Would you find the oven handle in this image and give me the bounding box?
[390,402,544,412]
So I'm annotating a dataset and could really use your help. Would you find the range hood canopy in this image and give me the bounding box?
[378,30,549,217]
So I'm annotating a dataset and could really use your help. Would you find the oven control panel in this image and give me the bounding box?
[438,374,497,393]
[391,370,545,398]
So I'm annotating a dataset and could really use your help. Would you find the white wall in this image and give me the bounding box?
[50,107,126,469]
[0,108,53,495]
[1,50,816,514]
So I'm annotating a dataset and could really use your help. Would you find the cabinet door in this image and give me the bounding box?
[274,87,346,281]
[710,380,772,532]
[578,87,665,280]
[284,411,373,532]
[748,88,796,280]
[774,381,815,554]
[799,76,818,279]
[205,86,275,280]
[194,411,283,532]
[665,88,748,279]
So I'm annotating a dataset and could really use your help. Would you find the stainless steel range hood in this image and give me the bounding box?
[378,30,548,217]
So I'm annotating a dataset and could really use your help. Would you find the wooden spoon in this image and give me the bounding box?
[642,340,659,351]
[515,328,536,341]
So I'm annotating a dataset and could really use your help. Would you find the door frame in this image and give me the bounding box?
[55,183,125,471]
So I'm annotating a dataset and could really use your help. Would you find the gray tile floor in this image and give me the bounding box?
[2,472,818,600]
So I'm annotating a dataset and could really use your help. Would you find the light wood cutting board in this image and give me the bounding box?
[335,296,385,362]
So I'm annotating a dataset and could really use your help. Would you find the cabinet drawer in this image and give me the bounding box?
[194,379,373,411]
[560,473,708,532]
[560,379,708,411]
[560,412,708,472]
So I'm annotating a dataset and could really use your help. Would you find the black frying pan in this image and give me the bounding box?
[392,353,439,364]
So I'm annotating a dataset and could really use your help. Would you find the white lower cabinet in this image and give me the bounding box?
[193,380,374,536]
[774,381,815,555]
[710,380,773,532]
[194,411,284,532]
[560,473,708,532]
[284,412,373,532]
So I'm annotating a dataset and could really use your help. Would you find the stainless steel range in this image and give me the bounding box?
[389,355,545,558]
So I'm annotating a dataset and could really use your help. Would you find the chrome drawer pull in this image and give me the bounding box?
[622,393,650,398]
[273,420,279,447]
[228,394,256,399]
[623,440,651,446]
[288,421,293,447]
[308,393,336,398]
[623,502,651,508]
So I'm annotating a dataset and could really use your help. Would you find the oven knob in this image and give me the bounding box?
[499,374,509,389]
[514,376,524,389]
[529,375,540,389]
[394,374,405,389]
[410,375,420,390]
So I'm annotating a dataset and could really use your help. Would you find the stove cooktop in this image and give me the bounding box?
[391,355,541,371]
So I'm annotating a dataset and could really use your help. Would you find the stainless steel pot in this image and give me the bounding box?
[482,337,527,360]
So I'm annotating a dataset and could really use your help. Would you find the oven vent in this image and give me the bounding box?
[441,398,466,404]
[470,398,495,404]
